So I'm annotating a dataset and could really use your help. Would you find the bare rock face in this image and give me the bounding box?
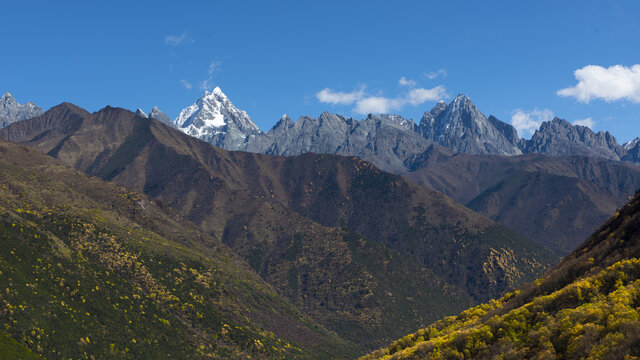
[523,117,625,160]
[244,112,430,173]
[0,92,44,128]
[418,94,522,155]
[622,141,640,164]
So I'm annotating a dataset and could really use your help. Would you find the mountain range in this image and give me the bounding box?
[6,88,637,167]
[2,88,640,357]
[4,89,640,256]
[156,88,637,169]
[128,88,640,255]
[0,103,556,350]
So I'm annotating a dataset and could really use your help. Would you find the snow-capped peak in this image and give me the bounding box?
[0,92,44,128]
[1,92,16,104]
[135,108,148,118]
[173,87,261,150]
[212,86,226,97]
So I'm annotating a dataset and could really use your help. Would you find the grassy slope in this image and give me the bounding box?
[0,140,356,359]
[362,190,640,359]
[362,259,640,359]
[0,331,42,359]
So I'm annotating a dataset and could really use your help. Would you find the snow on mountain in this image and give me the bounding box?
[174,87,260,150]
[624,138,640,151]
[1,92,44,128]
[135,108,148,118]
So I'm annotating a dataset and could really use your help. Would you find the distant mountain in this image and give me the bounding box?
[404,148,640,254]
[167,88,637,169]
[363,187,640,360]
[134,106,173,127]
[418,94,522,155]
[245,112,430,172]
[1,103,557,349]
[623,141,640,164]
[0,139,355,359]
[0,92,43,128]
[242,95,524,172]
[174,87,261,150]
[523,117,625,160]
[148,106,172,126]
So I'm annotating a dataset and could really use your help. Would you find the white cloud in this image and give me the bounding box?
[573,117,595,129]
[425,69,448,80]
[353,86,447,114]
[164,32,194,46]
[511,109,555,138]
[354,97,404,114]
[407,86,447,105]
[316,88,365,105]
[318,84,447,115]
[180,79,193,90]
[398,77,417,87]
[557,64,640,103]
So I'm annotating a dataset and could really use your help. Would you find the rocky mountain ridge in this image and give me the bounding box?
[5,88,635,170]
[168,90,632,172]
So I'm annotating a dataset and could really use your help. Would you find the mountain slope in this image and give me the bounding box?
[405,149,640,254]
[362,188,640,360]
[0,92,44,128]
[1,104,557,349]
[0,140,356,359]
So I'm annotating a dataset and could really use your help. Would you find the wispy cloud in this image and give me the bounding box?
[208,61,221,75]
[398,77,417,87]
[201,61,223,90]
[317,78,448,115]
[557,64,640,103]
[316,87,365,105]
[573,117,595,129]
[180,79,193,90]
[511,108,555,138]
[165,32,194,46]
[425,69,448,80]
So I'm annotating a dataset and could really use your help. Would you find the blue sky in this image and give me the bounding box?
[2,0,640,142]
